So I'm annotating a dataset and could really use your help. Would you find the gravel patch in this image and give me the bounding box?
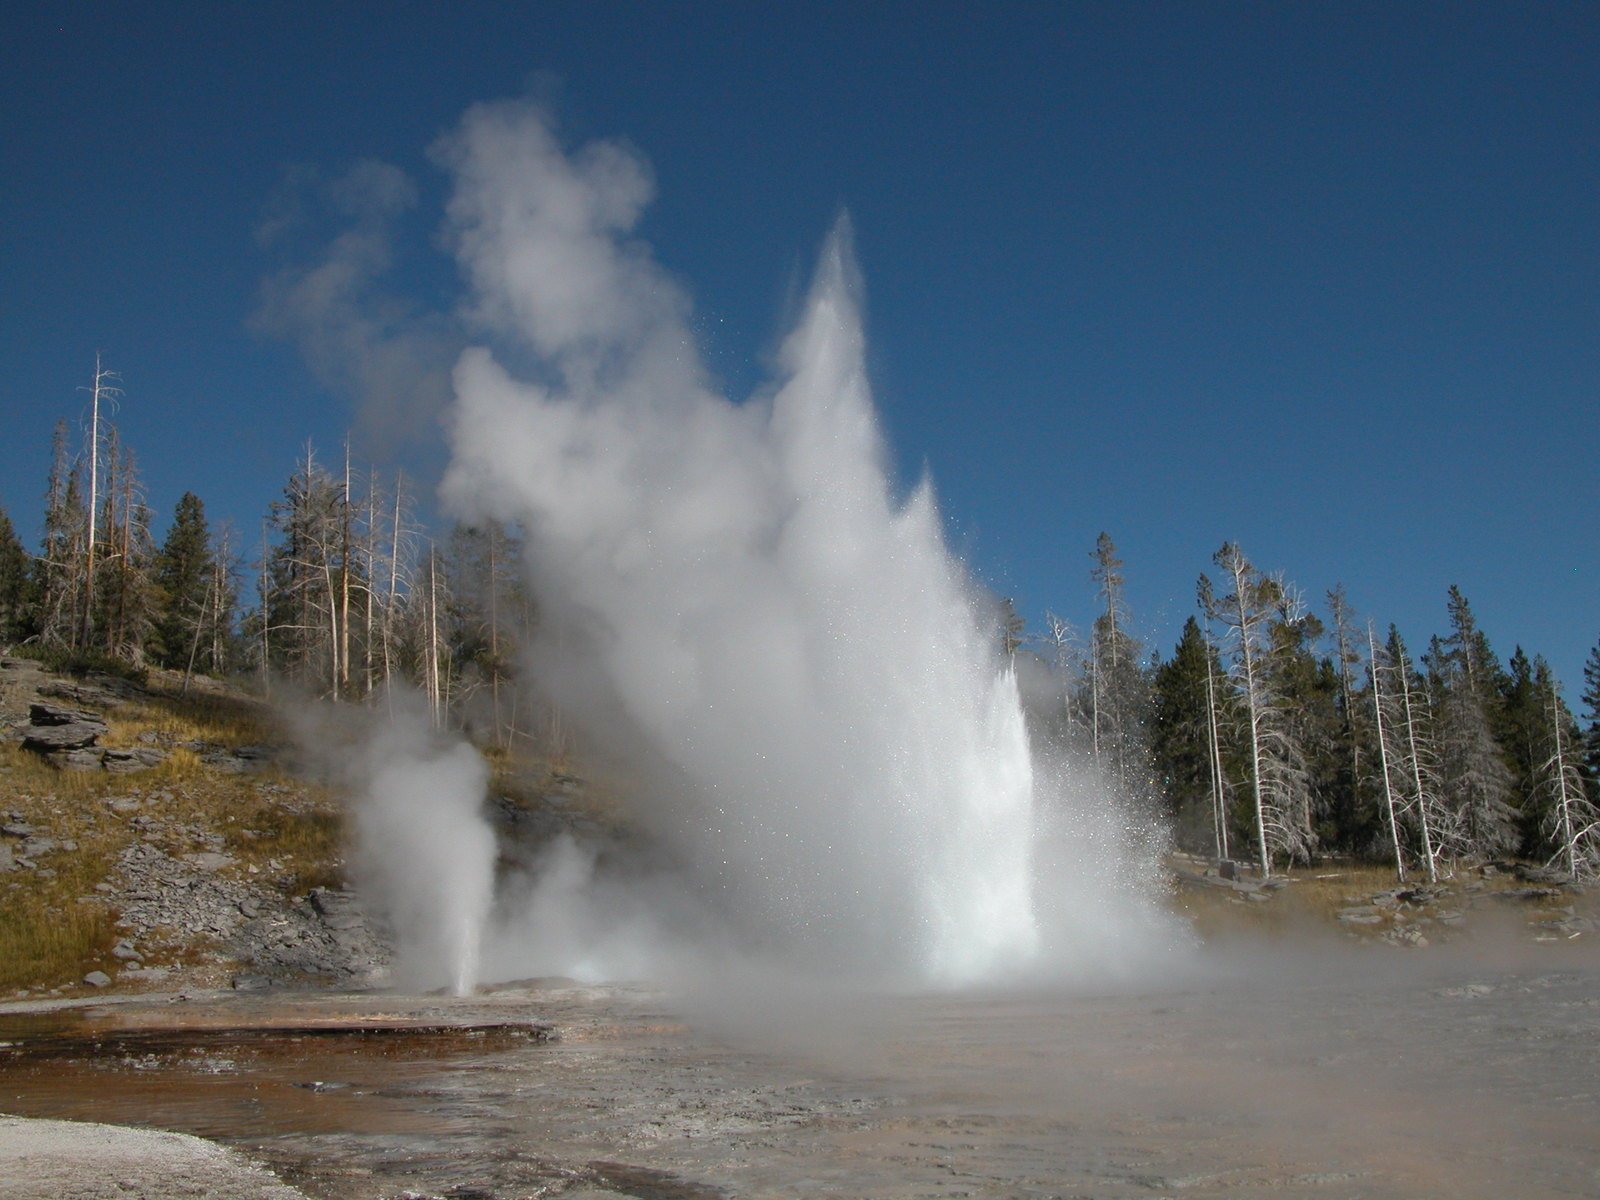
[0,1114,309,1199]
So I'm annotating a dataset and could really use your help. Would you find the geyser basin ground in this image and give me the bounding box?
[2,955,1597,1199]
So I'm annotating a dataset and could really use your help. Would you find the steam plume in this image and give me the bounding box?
[437,102,1164,985]
[349,705,497,994]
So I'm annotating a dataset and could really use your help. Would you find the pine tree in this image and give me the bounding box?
[1518,658,1596,875]
[1371,625,1460,881]
[1581,639,1600,793]
[37,420,87,649]
[1086,533,1151,797]
[443,520,529,746]
[92,429,156,661]
[1499,646,1547,854]
[152,492,215,668]
[1323,585,1371,852]
[1428,589,1518,858]
[1034,611,1086,755]
[1151,616,1230,855]
[0,507,29,644]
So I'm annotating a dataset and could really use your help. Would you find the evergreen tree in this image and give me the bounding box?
[1427,589,1518,858]
[1371,625,1460,880]
[1517,657,1594,871]
[1085,533,1151,797]
[1499,646,1549,854]
[1267,598,1341,850]
[1323,585,1371,853]
[997,596,1027,659]
[36,420,86,648]
[0,507,30,644]
[260,444,346,692]
[152,492,215,668]
[92,429,156,661]
[1151,616,1231,853]
[1582,639,1600,795]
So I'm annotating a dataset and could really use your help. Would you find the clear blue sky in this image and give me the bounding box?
[2,2,1595,693]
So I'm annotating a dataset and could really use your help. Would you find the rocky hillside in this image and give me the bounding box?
[0,655,389,998]
[0,654,616,1001]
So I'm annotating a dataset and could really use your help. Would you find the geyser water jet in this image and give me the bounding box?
[349,708,497,994]
[436,102,1161,985]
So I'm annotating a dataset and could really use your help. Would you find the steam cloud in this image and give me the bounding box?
[336,100,1169,990]
[349,705,497,994]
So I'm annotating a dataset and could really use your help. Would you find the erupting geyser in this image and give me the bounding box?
[351,712,497,994]
[433,101,1141,985]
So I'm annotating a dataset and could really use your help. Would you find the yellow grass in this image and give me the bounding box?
[0,747,126,991]
[218,795,345,895]
[0,669,344,992]
[100,685,274,752]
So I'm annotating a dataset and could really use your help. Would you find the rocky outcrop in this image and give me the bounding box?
[21,703,108,753]
[16,701,171,772]
[110,831,390,989]
[0,811,75,876]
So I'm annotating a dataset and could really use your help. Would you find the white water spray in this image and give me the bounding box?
[350,711,497,994]
[435,102,1158,985]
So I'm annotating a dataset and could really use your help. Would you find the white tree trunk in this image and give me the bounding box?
[1368,625,1406,883]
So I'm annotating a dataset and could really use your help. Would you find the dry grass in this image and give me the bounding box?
[0,893,119,992]
[217,793,345,895]
[100,685,274,752]
[1168,855,1587,945]
[0,668,343,993]
[0,746,127,991]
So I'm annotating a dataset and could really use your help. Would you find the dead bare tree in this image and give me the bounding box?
[1541,680,1600,880]
[77,356,122,650]
[1199,544,1314,876]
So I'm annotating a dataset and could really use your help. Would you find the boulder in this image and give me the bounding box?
[50,748,104,770]
[23,721,105,752]
[82,970,112,988]
[103,747,166,774]
[28,702,106,727]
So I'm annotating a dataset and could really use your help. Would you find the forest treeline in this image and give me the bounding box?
[2,367,1596,882]
[1,363,535,751]
[1013,534,1600,883]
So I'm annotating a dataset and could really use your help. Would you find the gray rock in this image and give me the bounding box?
[50,748,105,770]
[103,747,164,774]
[1,821,34,838]
[1338,907,1385,926]
[82,970,112,988]
[0,844,14,872]
[28,702,105,728]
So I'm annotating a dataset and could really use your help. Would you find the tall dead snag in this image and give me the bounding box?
[78,356,122,650]
[1199,543,1314,876]
[1202,623,1230,862]
[1540,675,1600,880]
[1368,624,1407,881]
